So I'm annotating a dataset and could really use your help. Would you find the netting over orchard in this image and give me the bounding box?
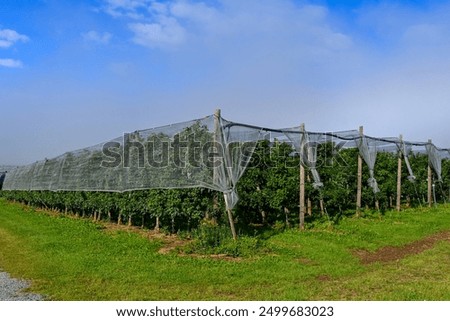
[2,111,450,210]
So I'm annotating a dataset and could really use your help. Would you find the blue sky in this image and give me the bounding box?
[1,0,450,165]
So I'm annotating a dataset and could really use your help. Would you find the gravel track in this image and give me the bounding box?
[0,271,43,301]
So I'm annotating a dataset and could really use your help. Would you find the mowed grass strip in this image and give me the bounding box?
[0,198,449,300]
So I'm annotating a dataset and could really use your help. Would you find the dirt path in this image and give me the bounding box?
[354,230,450,264]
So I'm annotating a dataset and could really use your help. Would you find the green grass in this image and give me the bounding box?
[1,198,449,300]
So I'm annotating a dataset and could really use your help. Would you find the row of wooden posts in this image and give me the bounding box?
[298,126,436,230]
[214,109,436,238]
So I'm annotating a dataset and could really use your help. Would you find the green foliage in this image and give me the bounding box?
[1,139,449,234]
[315,144,357,214]
[235,140,299,226]
[186,223,233,249]
[183,222,268,257]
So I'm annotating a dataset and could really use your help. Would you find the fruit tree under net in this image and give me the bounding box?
[2,111,450,210]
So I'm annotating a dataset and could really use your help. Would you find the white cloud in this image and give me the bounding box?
[102,0,353,53]
[170,1,218,24]
[322,2,450,143]
[129,17,186,47]
[102,0,152,19]
[150,1,169,16]
[0,58,23,68]
[0,29,29,48]
[82,30,112,44]
[94,0,450,146]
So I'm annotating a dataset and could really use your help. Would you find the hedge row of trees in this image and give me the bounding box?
[236,141,449,226]
[1,141,449,233]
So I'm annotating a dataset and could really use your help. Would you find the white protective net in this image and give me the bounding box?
[2,112,450,208]
[426,142,443,182]
[2,113,265,210]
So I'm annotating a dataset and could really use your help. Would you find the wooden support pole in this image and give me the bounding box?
[307,174,312,216]
[215,108,237,240]
[319,199,325,216]
[396,134,403,212]
[210,108,221,220]
[428,139,433,208]
[356,126,363,217]
[300,157,306,229]
[226,203,238,240]
[299,123,306,230]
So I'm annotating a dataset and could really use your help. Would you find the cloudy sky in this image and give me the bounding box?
[1,0,450,165]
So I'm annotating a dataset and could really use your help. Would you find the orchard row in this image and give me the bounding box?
[1,142,448,233]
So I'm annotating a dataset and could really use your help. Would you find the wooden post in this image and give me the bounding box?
[428,139,433,208]
[226,201,238,240]
[215,109,237,240]
[210,108,221,220]
[396,134,403,212]
[356,126,363,217]
[299,123,306,230]
[307,174,312,216]
[307,198,312,216]
[319,199,325,216]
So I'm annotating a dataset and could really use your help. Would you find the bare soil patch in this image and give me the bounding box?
[354,230,450,264]
[316,275,332,281]
[178,253,243,262]
[98,221,192,254]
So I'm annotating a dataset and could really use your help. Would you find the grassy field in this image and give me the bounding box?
[0,198,449,301]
